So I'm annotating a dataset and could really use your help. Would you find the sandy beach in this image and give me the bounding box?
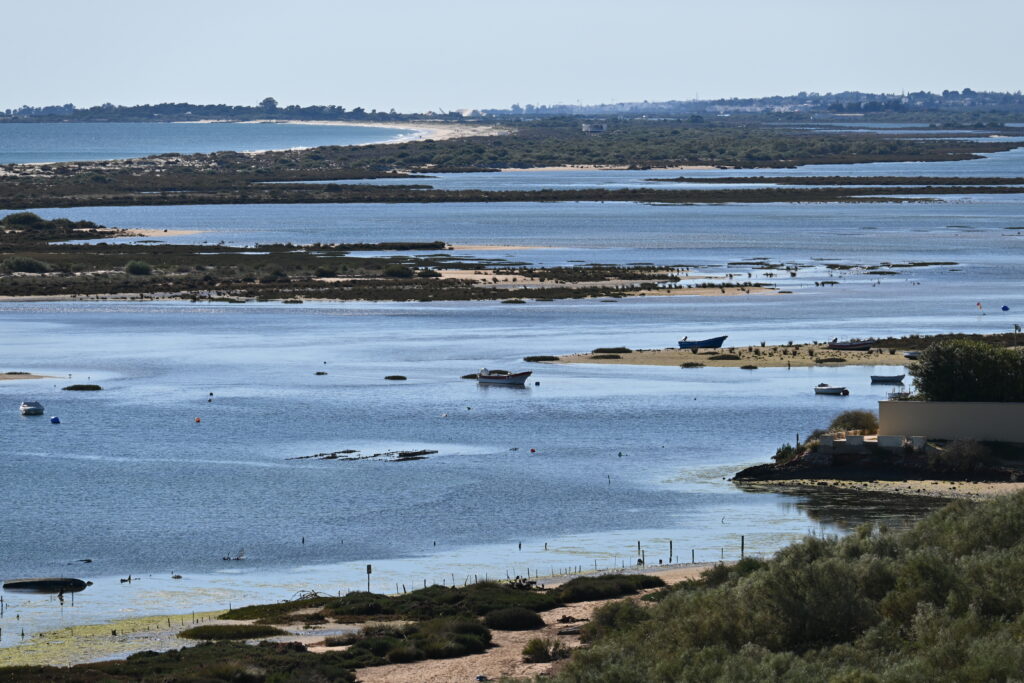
[557,343,911,368]
[126,229,202,238]
[0,372,54,381]
[745,478,1024,501]
[189,119,508,144]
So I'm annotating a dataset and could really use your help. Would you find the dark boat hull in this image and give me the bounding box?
[828,341,873,351]
[678,335,728,350]
[3,578,88,593]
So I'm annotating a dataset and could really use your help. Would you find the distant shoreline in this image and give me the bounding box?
[182,118,508,145]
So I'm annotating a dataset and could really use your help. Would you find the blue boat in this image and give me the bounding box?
[678,335,728,350]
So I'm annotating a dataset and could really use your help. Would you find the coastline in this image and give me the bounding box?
[743,478,1024,501]
[185,118,508,144]
[556,343,911,368]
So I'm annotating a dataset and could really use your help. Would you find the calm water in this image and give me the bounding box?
[0,122,415,164]
[2,134,1023,652]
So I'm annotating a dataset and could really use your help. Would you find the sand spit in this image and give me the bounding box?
[0,372,54,381]
[746,479,1024,501]
[558,343,911,368]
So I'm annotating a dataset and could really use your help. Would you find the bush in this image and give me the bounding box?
[828,410,879,434]
[2,257,50,273]
[124,260,152,276]
[523,637,571,663]
[524,355,559,362]
[592,347,632,354]
[582,600,650,643]
[680,362,704,368]
[383,264,413,278]
[484,606,545,630]
[417,268,441,278]
[708,354,741,361]
[384,375,407,380]
[929,440,990,473]
[1,212,46,228]
[559,574,665,603]
[62,384,102,391]
[591,354,621,359]
[178,624,287,640]
[911,339,1024,402]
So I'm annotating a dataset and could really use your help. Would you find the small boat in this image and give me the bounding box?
[871,374,905,384]
[19,401,44,416]
[222,548,245,561]
[903,351,921,360]
[827,339,874,351]
[814,383,850,396]
[678,335,728,350]
[3,577,89,593]
[477,368,532,386]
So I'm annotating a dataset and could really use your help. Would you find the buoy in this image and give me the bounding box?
[530,448,536,453]
[1002,305,1010,311]
[195,417,201,423]
[50,416,60,424]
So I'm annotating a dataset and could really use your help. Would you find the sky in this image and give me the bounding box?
[2,0,1022,112]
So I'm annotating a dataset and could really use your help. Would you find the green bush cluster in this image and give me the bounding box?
[828,409,879,434]
[177,624,287,640]
[911,339,1024,401]
[558,574,665,603]
[557,493,1024,681]
[483,606,545,630]
[328,617,491,668]
[523,637,571,663]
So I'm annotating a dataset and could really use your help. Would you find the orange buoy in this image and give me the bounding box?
[195,417,201,423]
[530,448,536,453]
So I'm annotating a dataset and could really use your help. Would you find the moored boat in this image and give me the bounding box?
[19,401,44,416]
[827,339,874,351]
[871,374,905,384]
[477,368,532,386]
[903,351,921,360]
[678,335,728,350]
[814,383,850,396]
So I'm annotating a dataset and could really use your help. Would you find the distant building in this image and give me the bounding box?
[581,123,607,133]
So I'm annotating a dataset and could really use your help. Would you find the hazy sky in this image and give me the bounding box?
[3,0,1021,112]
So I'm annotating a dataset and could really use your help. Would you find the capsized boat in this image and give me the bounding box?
[814,383,850,396]
[477,368,532,386]
[678,335,728,350]
[19,401,44,416]
[871,374,906,384]
[827,339,874,351]
[3,577,89,593]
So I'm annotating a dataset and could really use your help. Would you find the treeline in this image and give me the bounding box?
[557,492,1024,681]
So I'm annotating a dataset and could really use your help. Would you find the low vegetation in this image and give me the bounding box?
[177,624,287,640]
[911,338,1024,401]
[483,606,546,630]
[828,409,879,434]
[557,493,1024,681]
[523,637,571,663]
[62,384,102,391]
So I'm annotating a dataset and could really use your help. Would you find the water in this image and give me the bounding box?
[0,122,416,164]
[2,132,1023,653]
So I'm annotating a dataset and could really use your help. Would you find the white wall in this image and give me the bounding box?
[879,401,1024,443]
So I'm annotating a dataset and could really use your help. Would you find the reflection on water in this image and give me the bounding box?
[735,482,951,533]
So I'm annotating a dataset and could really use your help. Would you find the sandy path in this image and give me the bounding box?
[355,564,711,683]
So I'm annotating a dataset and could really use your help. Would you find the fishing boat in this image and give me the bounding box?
[871,374,905,384]
[814,383,850,396]
[19,401,44,416]
[222,548,245,561]
[827,339,874,351]
[677,335,728,350]
[477,368,532,386]
[3,577,89,593]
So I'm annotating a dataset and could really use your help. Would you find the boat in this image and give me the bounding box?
[871,374,905,384]
[19,401,44,416]
[3,577,89,593]
[677,335,728,350]
[826,339,874,351]
[814,383,850,396]
[477,368,532,386]
[223,548,245,561]
[903,351,921,360]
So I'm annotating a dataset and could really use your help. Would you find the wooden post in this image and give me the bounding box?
[366,564,372,593]
[741,535,745,559]
[691,548,695,564]
[669,540,673,562]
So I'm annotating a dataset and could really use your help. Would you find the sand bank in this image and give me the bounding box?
[126,229,201,238]
[747,478,1024,501]
[187,119,507,144]
[498,164,722,172]
[0,372,54,381]
[558,343,911,368]
[448,244,553,251]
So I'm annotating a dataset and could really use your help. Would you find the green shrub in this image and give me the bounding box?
[2,257,50,273]
[929,440,989,473]
[828,410,879,434]
[523,637,571,663]
[484,606,545,630]
[559,574,665,603]
[912,339,1024,401]
[178,624,287,640]
[680,362,704,368]
[524,355,559,362]
[124,260,152,276]
[592,347,633,354]
[383,264,413,278]
[591,354,621,359]
[582,599,650,643]
[708,354,741,361]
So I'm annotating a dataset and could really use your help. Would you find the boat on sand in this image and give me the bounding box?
[677,335,728,350]
[814,383,850,396]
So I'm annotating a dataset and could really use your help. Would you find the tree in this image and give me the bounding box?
[910,339,1024,402]
[259,97,278,112]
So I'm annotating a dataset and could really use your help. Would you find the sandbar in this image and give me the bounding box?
[746,478,1024,501]
[557,343,910,368]
[0,372,54,381]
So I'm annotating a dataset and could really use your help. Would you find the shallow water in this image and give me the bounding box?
[0,122,414,164]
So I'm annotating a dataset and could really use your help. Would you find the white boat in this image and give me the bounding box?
[814,384,849,396]
[871,374,905,384]
[19,401,44,416]
[477,368,533,386]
